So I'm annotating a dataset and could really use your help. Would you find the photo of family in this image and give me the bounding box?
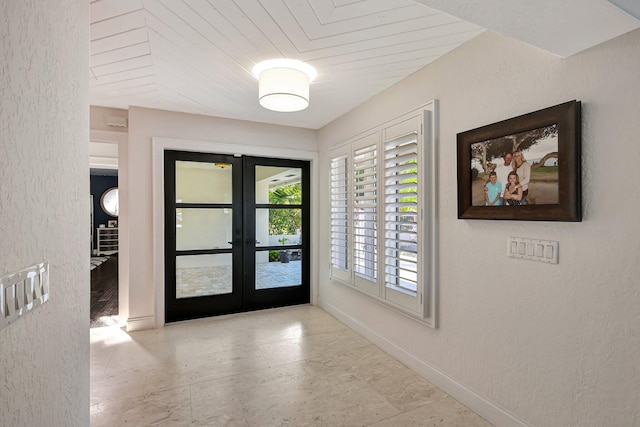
[470,124,559,207]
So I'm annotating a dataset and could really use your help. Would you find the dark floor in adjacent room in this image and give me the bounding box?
[90,255,119,328]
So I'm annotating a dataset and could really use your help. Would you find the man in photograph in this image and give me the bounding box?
[493,151,513,204]
[483,151,512,205]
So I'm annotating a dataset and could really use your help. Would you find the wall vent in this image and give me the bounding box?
[0,262,49,332]
[107,116,127,128]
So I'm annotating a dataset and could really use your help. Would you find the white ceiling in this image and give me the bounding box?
[89,0,640,130]
[413,0,640,57]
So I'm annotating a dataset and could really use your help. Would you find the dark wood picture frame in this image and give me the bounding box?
[457,100,582,221]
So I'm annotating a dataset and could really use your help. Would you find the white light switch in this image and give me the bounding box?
[508,237,558,264]
[545,245,554,259]
[526,243,534,256]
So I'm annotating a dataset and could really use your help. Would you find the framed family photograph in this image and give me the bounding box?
[457,100,581,221]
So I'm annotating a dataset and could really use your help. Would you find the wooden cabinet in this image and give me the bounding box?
[96,227,118,255]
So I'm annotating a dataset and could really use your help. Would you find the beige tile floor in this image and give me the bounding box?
[90,305,492,426]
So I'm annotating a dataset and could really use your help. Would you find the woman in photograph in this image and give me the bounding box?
[512,150,531,204]
[503,171,523,206]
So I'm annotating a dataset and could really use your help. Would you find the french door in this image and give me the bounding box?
[164,151,310,323]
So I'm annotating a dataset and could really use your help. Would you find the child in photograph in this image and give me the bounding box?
[484,171,502,206]
[503,171,523,206]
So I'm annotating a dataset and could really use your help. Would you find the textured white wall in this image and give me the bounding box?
[126,107,317,326]
[318,29,640,426]
[0,1,89,426]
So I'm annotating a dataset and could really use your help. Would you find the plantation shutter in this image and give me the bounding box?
[330,149,350,282]
[383,119,421,310]
[328,103,437,326]
[352,141,378,293]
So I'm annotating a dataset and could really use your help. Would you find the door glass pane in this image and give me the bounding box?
[255,208,301,248]
[256,249,302,289]
[176,208,232,250]
[176,254,232,298]
[255,166,302,205]
[176,161,232,203]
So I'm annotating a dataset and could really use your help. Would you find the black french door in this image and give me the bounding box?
[164,151,310,323]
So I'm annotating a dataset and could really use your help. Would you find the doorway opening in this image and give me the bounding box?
[164,151,310,323]
[90,167,120,328]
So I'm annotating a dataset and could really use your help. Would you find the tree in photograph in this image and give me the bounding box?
[474,124,558,172]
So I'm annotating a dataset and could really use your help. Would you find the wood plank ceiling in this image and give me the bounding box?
[89,0,483,129]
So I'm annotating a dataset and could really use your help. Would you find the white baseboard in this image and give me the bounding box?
[320,302,529,427]
[126,315,155,332]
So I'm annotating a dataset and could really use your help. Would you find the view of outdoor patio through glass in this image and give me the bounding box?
[255,166,303,290]
[176,254,233,298]
[255,248,303,289]
[174,161,234,299]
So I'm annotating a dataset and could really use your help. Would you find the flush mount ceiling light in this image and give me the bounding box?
[252,59,317,112]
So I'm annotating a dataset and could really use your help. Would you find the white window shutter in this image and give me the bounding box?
[330,148,351,283]
[353,143,378,292]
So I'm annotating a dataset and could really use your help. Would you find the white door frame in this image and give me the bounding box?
[151,137,319,329]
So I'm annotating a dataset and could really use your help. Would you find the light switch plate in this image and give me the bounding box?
[507,237,558,264]
[0,262,49,332]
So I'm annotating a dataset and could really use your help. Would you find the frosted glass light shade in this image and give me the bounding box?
[252,59,317,112]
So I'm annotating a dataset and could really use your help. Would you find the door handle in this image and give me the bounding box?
[245,239,261,245]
